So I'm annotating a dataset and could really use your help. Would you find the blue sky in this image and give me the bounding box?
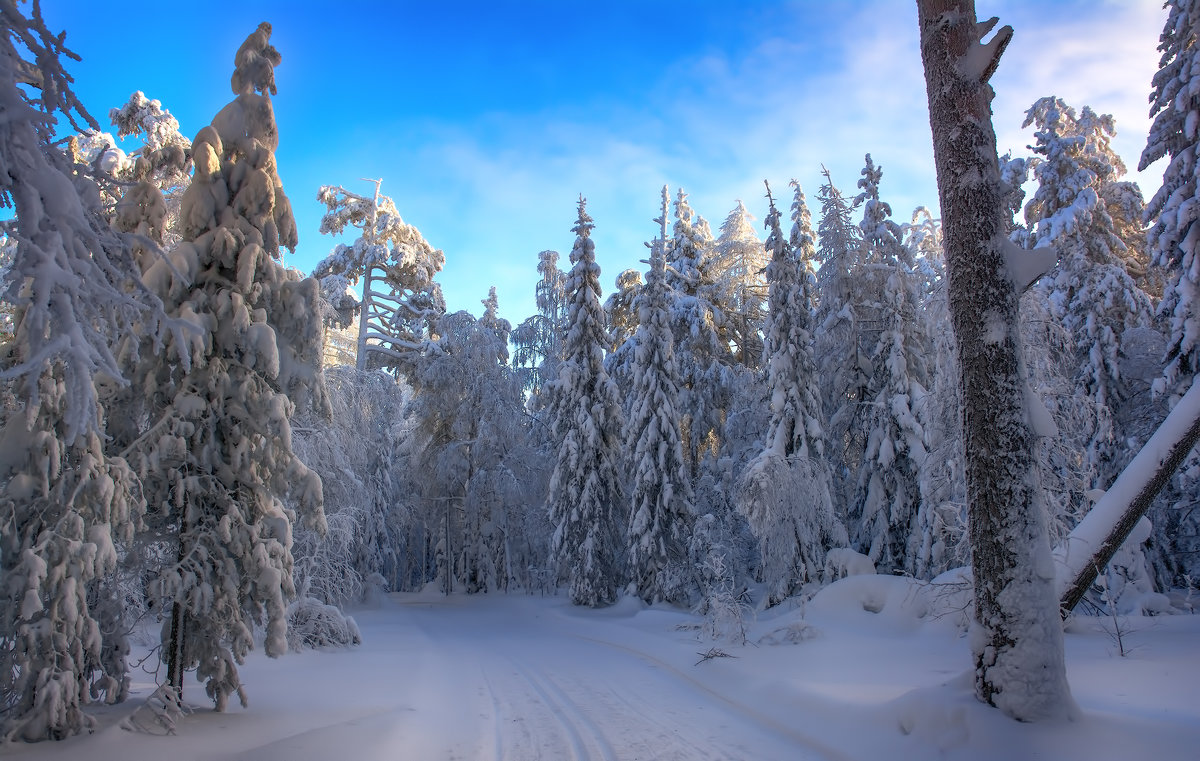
[43,0,1167,325]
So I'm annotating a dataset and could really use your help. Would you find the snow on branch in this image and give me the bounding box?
[1003,238,1056,293]
[959,16,1012,84]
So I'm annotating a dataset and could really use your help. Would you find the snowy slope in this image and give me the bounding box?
[6,581,1198,760]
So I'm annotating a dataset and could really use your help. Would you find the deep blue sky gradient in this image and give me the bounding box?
[40,1,1167,325]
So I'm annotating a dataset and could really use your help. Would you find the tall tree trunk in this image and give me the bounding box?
[917,0,1075,720]
[356,265,373,372]
[1058,377,1200,614]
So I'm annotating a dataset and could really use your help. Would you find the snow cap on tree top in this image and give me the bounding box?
[232,22,281,97]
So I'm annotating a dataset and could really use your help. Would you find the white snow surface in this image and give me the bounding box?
[8,583,1198,761]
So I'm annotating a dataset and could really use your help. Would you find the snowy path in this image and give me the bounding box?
[7,582,1200,761]
[358,596,843,761]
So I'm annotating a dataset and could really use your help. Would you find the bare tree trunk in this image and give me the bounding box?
[356,265,373,372]
[166,602,186,695]
[1059,378,1200,614]
[917,0,1075,720]
[355,178,383,372]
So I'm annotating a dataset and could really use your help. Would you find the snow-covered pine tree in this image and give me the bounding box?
[625,187,694,605]
[0,4,155,741]
[740,182,846,605]
[545,198,625,607]
[713,200,767,368]
[849,155,931,574]
[668,189,732,476]
[1023,97,1154,490]
[903,205,976,577]
[604,268,643,353]
[601,267,643,397]
[109,92,192,238]
[814,167,868,520]
[1140,0,1200,585]
[763,182,828,461]
[312,179,445,374]
[129,23,326,710]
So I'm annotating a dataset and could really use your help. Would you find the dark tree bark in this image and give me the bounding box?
[917,0,1074,720]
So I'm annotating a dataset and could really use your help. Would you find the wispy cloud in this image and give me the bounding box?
[300,0,1168,323]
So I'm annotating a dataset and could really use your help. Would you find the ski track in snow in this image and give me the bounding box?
[6,590,1200,761]
[400,597,838,761]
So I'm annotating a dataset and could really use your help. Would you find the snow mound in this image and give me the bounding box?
[888,672,974,751]
[807,574,931,633]
[286,598,361,650]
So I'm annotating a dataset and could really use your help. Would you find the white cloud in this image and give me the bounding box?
[308,0,1169,323]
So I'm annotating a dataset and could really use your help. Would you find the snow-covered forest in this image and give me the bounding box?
[1,0,1199,757]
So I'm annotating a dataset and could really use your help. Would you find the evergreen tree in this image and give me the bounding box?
[545,198,625,607]
[604,268,643,353]
[625,187,694,605]
[1143,0,1200,404]
[814,167,868,519]
[0,4,155,741]
[601,267,642,397]
[850,155,930,573]
[1023,97,1154,489]
[740,182,845,605]
[108,92,193,240]
[668,189,731,476]
[129,23,326,710]
[713,200,767,368]
[1140,0,1200,585]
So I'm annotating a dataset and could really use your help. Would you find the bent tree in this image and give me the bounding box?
[916,0,1074,720]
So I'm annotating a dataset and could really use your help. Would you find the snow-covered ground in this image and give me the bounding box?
[8,577,1199,761]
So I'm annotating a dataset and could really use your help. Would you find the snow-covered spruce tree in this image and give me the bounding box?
[849,155,931,574]
[625,187,694,605]
[912,276,970,577]
[108,92,192,239]
[918,1,1074,721]
[740,182,846,605]
[604,267,643,352]
[713,200,767,368]
[668,189,733,476]
[813,167,868,520]
[1144,0,1200,406]
[312,179,445,374]
[904,206,971,577]
[0,4,157,741]
[1022,97,1154,490]
[545,198,625,607]
[601,267,643,397]
[69,91,192,249]
[1140,0,1200,585]
[130,23,326,710]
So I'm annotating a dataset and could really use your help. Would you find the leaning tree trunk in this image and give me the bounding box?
[1058,377,1200,614]
[917,0,1075,721]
